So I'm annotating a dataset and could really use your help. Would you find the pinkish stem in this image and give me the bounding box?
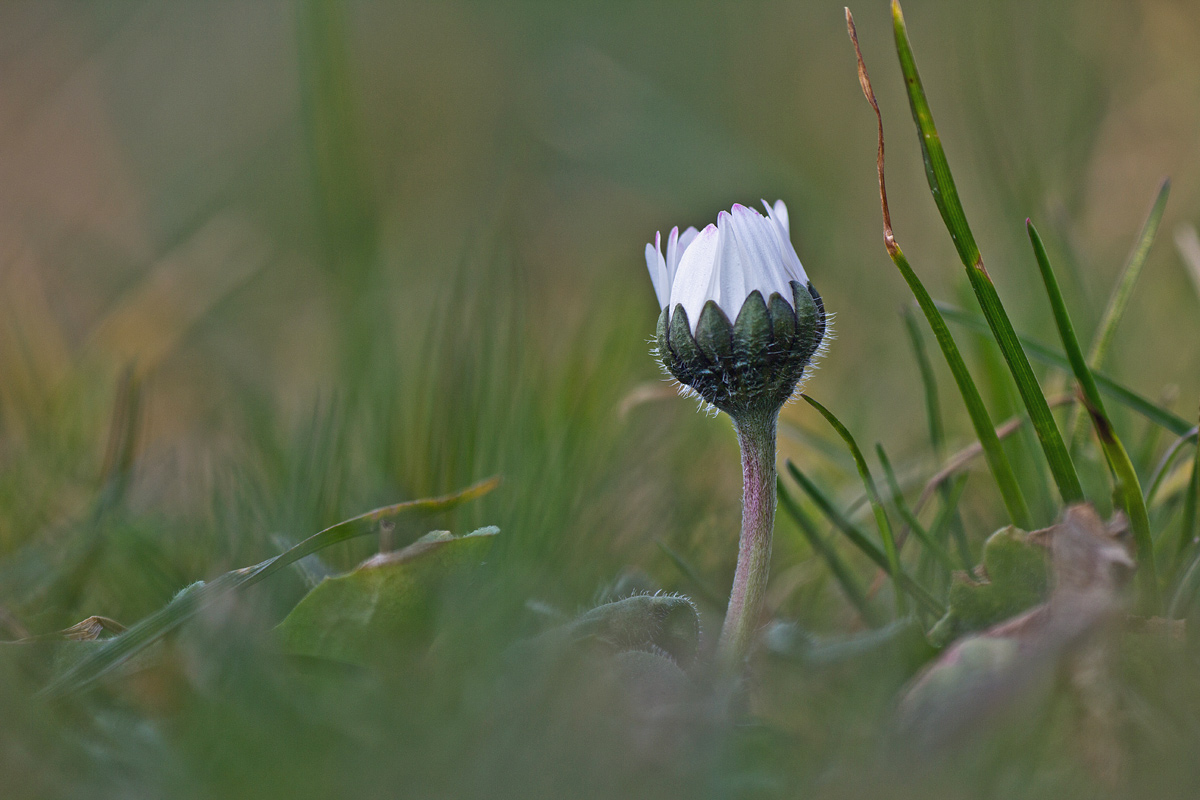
[718,411,778,669]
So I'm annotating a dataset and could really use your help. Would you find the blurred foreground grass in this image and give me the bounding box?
[3,0,1200,797]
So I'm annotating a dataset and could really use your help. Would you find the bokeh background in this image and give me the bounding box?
[3,0,1200,797]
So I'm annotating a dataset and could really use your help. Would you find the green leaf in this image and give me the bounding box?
[764,618,934,673]
[893,0,1083,508]
[927,526,1048,648]
[1027,221,1162,613]
[276,528,498,664]
[562,594,701,668]
[41,478,500,697]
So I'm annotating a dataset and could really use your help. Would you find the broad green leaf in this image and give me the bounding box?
[276,527,498,664]
[564,594,700,667]
[517,594,702,670]
[764,618,934,672]
[41,477,499,697]
[928,526,1048,648]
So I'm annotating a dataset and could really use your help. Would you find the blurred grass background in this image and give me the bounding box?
[2,0,1200,797]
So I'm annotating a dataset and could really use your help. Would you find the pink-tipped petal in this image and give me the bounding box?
[645,232,670,309]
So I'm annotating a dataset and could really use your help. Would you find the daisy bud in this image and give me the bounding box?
[647,201,826,418]
[644,199,827,671]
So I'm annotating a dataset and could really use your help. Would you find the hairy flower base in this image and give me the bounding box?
[656,280,826,417]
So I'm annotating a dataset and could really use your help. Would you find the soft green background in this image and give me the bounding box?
[2,1,1200,797]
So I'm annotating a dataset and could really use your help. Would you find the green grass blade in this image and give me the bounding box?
[876,444,956,574]
[892,0,1083,508]
[1026,224,1107,425]
[928,474,972,570]
[1067,180,1171,449]
[1027,220,1161,612]
[1168,550,1200,619]
[885,246,1033,528]
[845,10,1032,530]
[1180,405,1200,556]
[776,480,881,627]
[802,395,906,614]
[1146,427,1200,508]
[785,461,943,616]
[936,302,1192,436]
[902,305,972,569]
[42,478,500,697]
[903,306,944,459]
[1088,180,1170,371]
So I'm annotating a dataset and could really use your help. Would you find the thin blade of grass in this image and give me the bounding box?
[1088,180,1170,371]
[1027,220,1161,612]
[876,443,956,574]
[776,480,881,627]
[802,394,906,615]
[927,474,971,570]
[903,306,944,458]
[846,9,1032,530]
[785,461,943,616]
[1174,223,1200,301]
[903,305,972,570]
[1180,404,1200,557]
[42,477,500,697]
[937,302,1192,436]
[1134,387,1178,476]
[892,0,1083,507]
[1145,429,1197,509]
[1067,180,1171,450]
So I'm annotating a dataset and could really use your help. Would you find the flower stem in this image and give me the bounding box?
[718,411,779,669]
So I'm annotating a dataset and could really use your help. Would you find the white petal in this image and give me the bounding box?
[714,210,747,317]
[645,231,670,309]
[728,204,793,307]
[670,223,720,329]
[762,200,808,285]
[668,225,700,290]
[761,198,790,234]
[664,227,681,293]
[677,225,699,255]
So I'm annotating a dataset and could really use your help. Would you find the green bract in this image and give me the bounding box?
[656,280,826,417]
